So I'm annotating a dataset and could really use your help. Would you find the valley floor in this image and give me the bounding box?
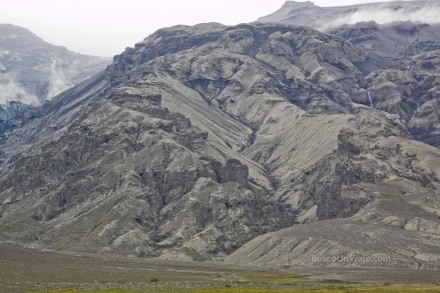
[1,244,440,293]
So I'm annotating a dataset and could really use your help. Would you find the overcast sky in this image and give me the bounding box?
[0,0,401,57]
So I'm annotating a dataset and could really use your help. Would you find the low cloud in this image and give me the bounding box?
[316,3,440,31]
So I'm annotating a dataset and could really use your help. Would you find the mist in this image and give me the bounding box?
[46,60,74,100]
[0,66,74,106]
[0,74,40,105]
[316,2,440,31]
[0,63,86,106]
[0,50,110,106]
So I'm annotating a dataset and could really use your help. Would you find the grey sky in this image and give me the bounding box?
[0,0,400,57]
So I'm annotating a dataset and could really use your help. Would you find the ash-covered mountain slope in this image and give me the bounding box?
[0,24,111,105]
[228,107,440,269]
[0,23,439,266]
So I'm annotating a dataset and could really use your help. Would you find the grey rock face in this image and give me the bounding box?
[0,24,111,105]
[0,23,439,266]
[364,51,440,147]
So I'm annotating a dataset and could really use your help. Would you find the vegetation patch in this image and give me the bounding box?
[400,100,416,115]
[238,271,303,284]
[181,247,210,262]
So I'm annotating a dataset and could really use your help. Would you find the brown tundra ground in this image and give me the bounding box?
[1,243,440,293]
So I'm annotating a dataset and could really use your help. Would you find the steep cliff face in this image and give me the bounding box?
[0,23,439,265]
[0,24,111,105]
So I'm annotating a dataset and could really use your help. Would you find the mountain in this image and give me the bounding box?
[0,24,111,105]
[0,23,439,267]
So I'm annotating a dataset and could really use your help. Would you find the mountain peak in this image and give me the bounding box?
[0,23,36,35]
[0,23,47,46]
[283,1,315,8]
[284,1,314,6]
